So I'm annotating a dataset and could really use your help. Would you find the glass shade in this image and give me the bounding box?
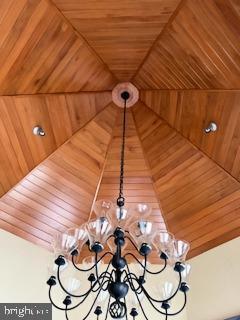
[93,199,112,218]
[47,253,68,277]
[107,204,132,230]
[161,282,174,301]
[129,220,156,250]
[153,231,174,258]
[65,277,81,293]
[173,239,190,262]
[86,217,112,249]
[181,263,191,282]
[127,290,144,310]
[133,203,152,220]
[52,226,87,255]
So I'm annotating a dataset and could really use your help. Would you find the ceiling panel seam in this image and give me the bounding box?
[140,98,240,188]
[131,0,188,84]
[46,0,118,83]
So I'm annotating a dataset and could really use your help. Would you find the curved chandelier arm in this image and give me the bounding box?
[140,271,182,303]
[146,291,187,317]
[57,261,112,298]
[65,307,69,320]
[104,294,111,320]
[124,252,167,275]
[57,266,92,298]
[48,287,89,311]
[124,270,149,320]
[123,271,142,294]
[71,251,113,272]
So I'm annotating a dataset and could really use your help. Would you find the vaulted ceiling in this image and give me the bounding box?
[0,0,240,260]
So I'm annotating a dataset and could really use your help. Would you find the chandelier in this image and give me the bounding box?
[47,91,191,319]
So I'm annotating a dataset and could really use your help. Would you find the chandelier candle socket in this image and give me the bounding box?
[47,92,190,319]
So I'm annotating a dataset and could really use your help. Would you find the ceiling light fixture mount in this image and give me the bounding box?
[112,82,139,108]
[33,126,45,136]
[204,122,218,133]
[47,91,190,319]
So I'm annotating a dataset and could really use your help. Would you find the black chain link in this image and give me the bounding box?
[117,97,127,207]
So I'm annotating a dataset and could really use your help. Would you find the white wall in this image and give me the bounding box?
[0,229,186,320]
[188,237,240,320]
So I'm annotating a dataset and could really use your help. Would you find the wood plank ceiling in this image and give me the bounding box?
[51,0,181,81]
[0,0,240,260]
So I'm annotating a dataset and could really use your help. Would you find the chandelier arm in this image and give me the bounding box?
[81,279,110,320]
[71,251,113,272]
[142,254,147,280]
[124,264,143,294]
[124,236,139,251]
[57,265,93,298]
[65,307,69,320]
[104,294,111,320]
[57,262,112,299]
[48,287,89,311]
[124,274,149,320]
[165,310,168,320]
[124,252,167,275]
[145,291,187,317]
[140,271,182,303]
[124,297,128,320]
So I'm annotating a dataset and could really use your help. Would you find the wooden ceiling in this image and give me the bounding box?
[0,0,240,260]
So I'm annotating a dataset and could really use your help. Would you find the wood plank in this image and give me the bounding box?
[0,92,111,196]
[0,0,116,94]
[0,104,118,250]
[52,0,180,80]
[134,0,240,89]
[132,101,240,257]
[141,90,240,183]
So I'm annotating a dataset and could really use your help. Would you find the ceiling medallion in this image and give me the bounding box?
[112,82,139,108]
[47,92,190,319]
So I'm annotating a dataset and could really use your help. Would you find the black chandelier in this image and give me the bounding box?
[47,91,190,320]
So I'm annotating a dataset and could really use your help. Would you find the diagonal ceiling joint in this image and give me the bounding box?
[131,0,187,83]
[47,0,118,83]
[140,99,240,187]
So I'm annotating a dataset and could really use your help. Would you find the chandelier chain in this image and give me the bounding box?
[118,97,127,200]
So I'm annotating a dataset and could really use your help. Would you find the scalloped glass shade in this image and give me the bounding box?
[174,239,190,262]
[86,217,113,248]
[93,199,112,218]
[52,226,87,255]
[153,231,174,258]
[129,220,156,249]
